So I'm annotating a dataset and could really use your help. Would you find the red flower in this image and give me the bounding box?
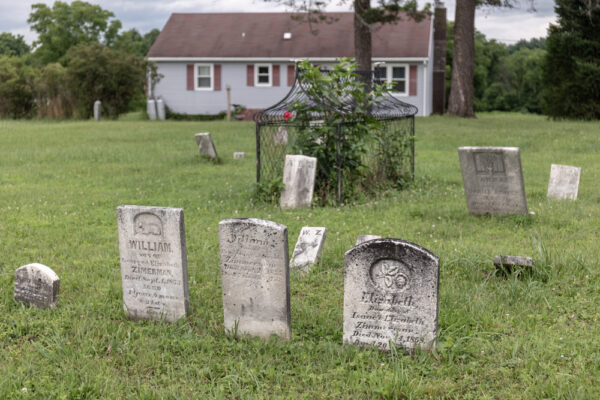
[283,110,293,121]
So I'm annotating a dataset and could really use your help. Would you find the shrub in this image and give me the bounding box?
[0,56,36,119]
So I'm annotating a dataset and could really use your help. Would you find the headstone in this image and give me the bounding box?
[344,238,439,352]
[146,99,157,120]
[233,152,245,159]
[273,126,289,145]
[14,263,60,309]
[93,100,101,121]
[117,205,189,322]
[547,164,581,200]
[355,235,381,246]
[458,146,528,215]
[194,133,218,159]
[280,155,317,209]
[156,98,166,120]
[290,227,327,270]
[219,218,290,340]
[494,255,533,272]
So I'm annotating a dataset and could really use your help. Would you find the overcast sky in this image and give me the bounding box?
[1,0,556,45]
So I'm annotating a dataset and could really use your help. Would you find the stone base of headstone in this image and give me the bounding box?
[344,238,439,352]
[280,155,317,209]
[494,255,533,274]
[194,133,218,159]
[14,263,60,309]
[117,205,189,322]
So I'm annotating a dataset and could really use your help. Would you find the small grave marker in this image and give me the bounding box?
[290,227,327,270]
[93,100,101,121]
[344,238,439,352]
[547,164,581,200]
[280,155,317,209]
[233,152,245,159]
[494,255,533,273]
[219,218,291,340]
[355,235,381,246]
[194,133,218,159]
[14,263,60,309]
[117,205,189,322]
[458,146,528,215]
[273,126,288,145]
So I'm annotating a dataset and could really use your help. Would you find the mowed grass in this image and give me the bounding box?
[0,113,599,399]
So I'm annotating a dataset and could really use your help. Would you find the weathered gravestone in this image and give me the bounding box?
[219,218,290,340]
[458,146,528,215]
[547,164,581,200]
[117,205,189,322]
[194,133,218,159]
[14,263,60,309]
[355,235,381,246]
[93,100,101,121]
[290,227,327,270]
[233,152,245,159]
[494,255,533,273]
[344,238,439,352]
[280,155,317,209]
[273,126,289,145]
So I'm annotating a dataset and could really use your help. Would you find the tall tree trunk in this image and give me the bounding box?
[448,0,476,117]
[354,0,371,72]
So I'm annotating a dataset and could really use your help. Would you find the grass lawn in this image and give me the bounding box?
[0,113,598,399]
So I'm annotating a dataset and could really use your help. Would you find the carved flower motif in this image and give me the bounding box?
[371,260,409,291]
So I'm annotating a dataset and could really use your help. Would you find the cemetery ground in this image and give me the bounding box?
[0,113,598,399]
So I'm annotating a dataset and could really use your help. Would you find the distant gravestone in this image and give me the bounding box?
[280,155,317,209]
[233,152,245,159]
[355,235,381,246]
[117,205,189,322]
[290,227,327,270]
[93,100,101,121]
[494,255,533,273]
[273,126,289,145]
[146,99,157,120]
[547,164,581,200]
[219,218,290,340]
[458,146,528,215]
[14,263,60,309]
[344,238,439,352]
[195,133,218,159]
[156,98,166,120]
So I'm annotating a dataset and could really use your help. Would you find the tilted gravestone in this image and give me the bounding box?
[117,205,189,322]
[280,155,317,209]
[219,218,291,340]
[458,146,528,215]
[494,255,533,273]
[344,238,439,352]
[290,227,327,270]
[355,235,381,246]
[547,164,581,200]
[194,132,218,159]
[14,263,60,309]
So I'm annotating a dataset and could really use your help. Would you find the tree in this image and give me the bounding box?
[112,28,160,57]
[28,1,122,64]
[65,43,146,118]
[0,56,36,118]
[263,0,429,72]
[0,33,30,57]
[542,0,600,119]
[447,0,518,117]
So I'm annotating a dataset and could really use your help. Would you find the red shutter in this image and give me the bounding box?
[214,64,221,91]
[247,65,254,86]
[273,65,280,86]
[287,65,295,86]
[186,64,194,90]
[409,65,418,96]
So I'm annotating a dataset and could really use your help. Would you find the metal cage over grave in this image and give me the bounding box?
[253,69,418,204]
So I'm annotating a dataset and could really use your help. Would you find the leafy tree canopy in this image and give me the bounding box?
[28,1,122,64]
[0,33,30,57]
[112,28,160,57]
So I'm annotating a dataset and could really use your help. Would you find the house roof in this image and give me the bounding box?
[147,12,432,59]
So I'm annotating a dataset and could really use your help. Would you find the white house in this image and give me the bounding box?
[147,12,440,117]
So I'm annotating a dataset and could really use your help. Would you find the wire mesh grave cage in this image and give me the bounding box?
[253,68,418,205]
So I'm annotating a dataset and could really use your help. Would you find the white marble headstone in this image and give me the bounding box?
[117,205,189,322]
[458,147,528,215]
[273,126,289,145]
[547,164,581,200]
[194,132,218,158]
[290,227,327,270]
[344,238,439,352]
[219,218,291,340]
[280,155,317,209]
[233,152,245,159]
[14,263,60,309]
